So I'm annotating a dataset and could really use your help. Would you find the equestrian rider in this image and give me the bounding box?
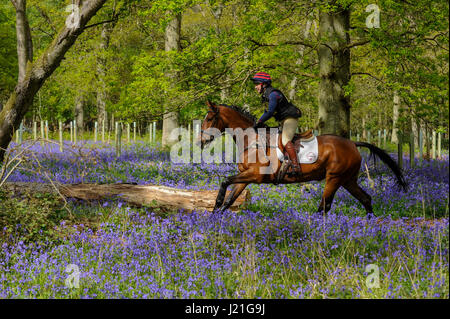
[251,71,302,176]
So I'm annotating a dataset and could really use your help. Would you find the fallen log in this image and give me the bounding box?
[2,182,250,212]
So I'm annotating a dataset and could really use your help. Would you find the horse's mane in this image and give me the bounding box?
[219,104,266,126]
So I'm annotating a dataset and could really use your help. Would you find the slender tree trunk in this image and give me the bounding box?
[209,0,224,32]
[391,91,399,143]
[242,47,250,112]
[13,0,33,85]
[378,108,382,131]
[162,14,181,147]
[220,81,229,102]
[9,0,33,135]
[317,6,351,138]
[424,122,431,159]
[0,0,108,163]
[75,93,84,134]
[411,116,419,147]
[96,22,115,132]
[288,19,315,101]
[209,1,229,102]
[362,115,367,139]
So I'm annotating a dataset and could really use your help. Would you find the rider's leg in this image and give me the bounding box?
[281,117,298,146]
[281,117,301,175]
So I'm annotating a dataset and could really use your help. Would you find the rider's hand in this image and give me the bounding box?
[253,122,264,130]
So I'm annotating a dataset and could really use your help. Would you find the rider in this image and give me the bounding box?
[251,71,302,176]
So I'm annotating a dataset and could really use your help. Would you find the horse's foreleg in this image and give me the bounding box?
[214,177,232,210]
[218,183,248,212]
[214,169,260,211]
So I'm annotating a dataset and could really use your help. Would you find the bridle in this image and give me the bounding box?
[200,109,222,143]
[200,106,272,156]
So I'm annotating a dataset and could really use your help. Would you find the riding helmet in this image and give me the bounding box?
[251,72,272,84]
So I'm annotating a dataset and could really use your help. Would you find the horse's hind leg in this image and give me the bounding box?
[317,177,341,215]
[343,179,373,217]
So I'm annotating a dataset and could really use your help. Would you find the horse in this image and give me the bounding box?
[198,101,408,216]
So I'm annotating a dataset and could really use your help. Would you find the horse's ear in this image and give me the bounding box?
[206,100,218,111]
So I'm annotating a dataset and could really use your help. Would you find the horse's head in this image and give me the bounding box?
[198,101,226,149]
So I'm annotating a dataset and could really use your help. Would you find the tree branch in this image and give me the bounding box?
[346,40,370,49]
[248,38,314,49]
[83,18,118,30]
[34,27,53,38]
[9,0,17,10]
[35,4,57,36]
[281,40,315,48]
[351,72,385,84]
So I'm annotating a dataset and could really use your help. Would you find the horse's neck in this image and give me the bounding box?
[220,107,255,150]
[227,121,258,151]
[223,114,252,132]
[228,122,252,131]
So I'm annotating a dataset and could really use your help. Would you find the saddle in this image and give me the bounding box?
[277,129,314,155]
[274,129,314,184]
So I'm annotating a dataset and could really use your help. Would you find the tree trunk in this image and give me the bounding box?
[362,115,367,139]
[424,122,431,159]
[13,0,33,85]
[288,57,303,101]
[209,1,229,102]
[162,14,181,148]
[411,116,419,147]
[220,81,229,102]
[96,22,115,132]
[317,6,351,138]
[0,0,108,163]
[288,19,315,101]
[2,182,250,212]
[75,93,84,134]
[391,91,399,143]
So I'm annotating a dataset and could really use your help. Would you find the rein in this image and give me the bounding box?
[201,106,277,156]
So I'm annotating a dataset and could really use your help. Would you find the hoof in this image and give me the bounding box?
[212,206,224,214]
[313,211,325,219]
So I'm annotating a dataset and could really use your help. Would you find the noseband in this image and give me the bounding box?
[201,109,221,139]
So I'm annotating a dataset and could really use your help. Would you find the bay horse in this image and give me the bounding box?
[199,101,408,216]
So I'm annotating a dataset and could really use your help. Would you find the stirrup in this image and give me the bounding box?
[275,160,290,184]
[287,163,302,177]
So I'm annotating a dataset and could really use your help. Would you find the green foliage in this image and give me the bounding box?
[0,189,70,245]
[1,0,447,138]
[0,2,17,103]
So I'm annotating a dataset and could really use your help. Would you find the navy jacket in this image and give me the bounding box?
[257,86,301,123]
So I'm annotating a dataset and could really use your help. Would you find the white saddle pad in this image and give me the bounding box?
[275,134,319,164]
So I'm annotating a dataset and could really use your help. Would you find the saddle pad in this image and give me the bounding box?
[275,134,319,164]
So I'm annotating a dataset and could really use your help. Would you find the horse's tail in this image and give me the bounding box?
[355,142,408,192]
